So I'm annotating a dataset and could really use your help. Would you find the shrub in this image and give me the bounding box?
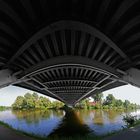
[123,115,137,126]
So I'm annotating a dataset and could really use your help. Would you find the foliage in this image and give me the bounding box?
[12,92,64,110]
[104,94,115,106]
[76,93,140,110]
[115,99,123,107]
[0,106,9,111]
[102,94,140,110]
[12,91,140,111]
[123,100,130,108]
[51,100,64,109]
[123,115,137,126]
[92,93,103,102]
[75,99,90,109]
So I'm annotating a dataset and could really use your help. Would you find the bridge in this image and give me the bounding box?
[0,0,140,105]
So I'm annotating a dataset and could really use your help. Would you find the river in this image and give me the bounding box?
[0,109,139,138]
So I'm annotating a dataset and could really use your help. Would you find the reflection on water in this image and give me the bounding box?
[0,110,64,136]
[78,109,126,135]
[49,110,90,137]
[0,109,139,137]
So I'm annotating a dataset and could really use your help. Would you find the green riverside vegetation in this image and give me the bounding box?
[1,92,140,140]
[12,92,64,110]
[75,93,140,110]
[12,92,140,110]
[0,106,10,111]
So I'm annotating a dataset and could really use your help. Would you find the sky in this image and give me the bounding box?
[0,85,140,106]
[0,86,55,106]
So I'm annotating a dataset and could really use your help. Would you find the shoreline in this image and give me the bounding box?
[0,119,139,140]
[0,120,100,140]
[0,108,140,140]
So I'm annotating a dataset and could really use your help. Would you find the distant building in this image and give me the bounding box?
[88,102,97,106]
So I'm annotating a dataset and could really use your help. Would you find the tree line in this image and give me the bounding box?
[12,92,140,110]
[12,92,64,110]
[0,106,9,111]
[76,93,140,110]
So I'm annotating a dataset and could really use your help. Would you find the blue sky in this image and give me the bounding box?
[0,85,140,106]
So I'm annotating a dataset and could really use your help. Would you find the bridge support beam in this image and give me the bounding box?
[123,68,140,88]
[0,69,17,88]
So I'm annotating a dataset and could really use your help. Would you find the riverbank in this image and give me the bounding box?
[0,120,140,140]
[0,122,35,140]
[0,121,100,140]
[103,124,140,140]
[0,119,137,140]
[1,119,140,140]
[0,109,140,140]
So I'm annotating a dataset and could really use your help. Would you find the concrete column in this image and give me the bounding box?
[122,68,140,88]
[0,69,17,88]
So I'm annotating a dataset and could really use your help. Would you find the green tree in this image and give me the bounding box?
[51,101,64,109]
[115,99,123,107]
[75,98,90,109]
[123,100,130,108]
[24,93,32,99]
[92,93,103,109]
[23,93,35,109]
[39,96,51,108]
[12,96,25,109]
[105,94,116,106]
[12,92,64,110]
[92,93,103,103]
[32,92,39,100]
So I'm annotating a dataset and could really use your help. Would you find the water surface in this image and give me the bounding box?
[0,109,139,137]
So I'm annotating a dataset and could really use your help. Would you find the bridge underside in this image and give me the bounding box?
[0,0,140,105]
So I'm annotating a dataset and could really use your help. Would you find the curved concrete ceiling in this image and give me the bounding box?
[0,0,140,105]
